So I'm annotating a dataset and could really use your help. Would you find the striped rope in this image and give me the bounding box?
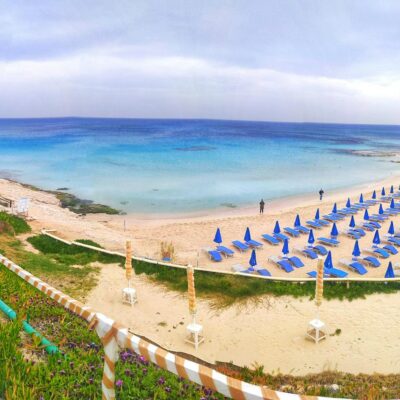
[315,258,324,307]
[0,253,348,400]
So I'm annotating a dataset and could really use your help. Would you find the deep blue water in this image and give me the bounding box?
[0,118,399,213]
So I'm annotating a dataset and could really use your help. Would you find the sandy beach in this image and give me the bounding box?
[1,176,400,375]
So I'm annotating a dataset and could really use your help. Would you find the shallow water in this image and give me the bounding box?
[0,118,399,213]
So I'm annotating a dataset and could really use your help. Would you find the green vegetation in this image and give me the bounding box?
[0,265,221,399]
[0,211,31,235]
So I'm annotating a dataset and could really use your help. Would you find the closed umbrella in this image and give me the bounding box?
[315,209,320,220]
[282,239,289,255]
[359,193,364,203]
[273,221,281,234]
[385,262,395,278]
[294,214,301,227]
[390,185,394,194]
[382,187,386,196]
[213,228,222,244]
[390,198,395,209]
[372,190,377,200]
[332,203,337,213]
[379,204,384,215]
[324,251,333,269]
[308,229,315,245]
[346,198,351,208]
[373,230,381,245]
[364,209,370,221]
[388,221,395,236]
[331,223,339,237]
[244,227,251,242]
[249,249,257,271]
[349,215,356,228]
[352,240,361,258]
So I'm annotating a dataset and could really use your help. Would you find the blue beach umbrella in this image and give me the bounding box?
[213,228,222,244]
[382,187,386,196]
[363,209,370,221]
[315,209,320,220]
[373,230,381,245]
[294,214,301,227]
[308,229,315,245]
[346,198,351,208]
[331,223,339,237]
[388,221,395,236]
[324,251,333,269]
[244,227,251,242]
[249,249,257,268]
[282,239,289,255]
[379,204,384,215]
[359,193,364,203]
[349,215,356,228]
[372,190,377,200]
[352,240,361,258]
[390,185,394,194]
[390,198,395,209]
[273,221,281,234]
[332,203,337,213]
[385,262,395,278]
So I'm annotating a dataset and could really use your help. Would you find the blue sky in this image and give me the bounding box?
[1,0,400,123]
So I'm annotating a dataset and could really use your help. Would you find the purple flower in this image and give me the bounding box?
[116,379,123,388]
[59,370,66,375]
[165,386,171,393]
[69,362,74,368]
[124,369,131,377]
[88,377,94,384]
[157,376,165,385]
[142,368,148,375]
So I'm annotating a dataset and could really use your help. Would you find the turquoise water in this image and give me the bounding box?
[0,118,399,213]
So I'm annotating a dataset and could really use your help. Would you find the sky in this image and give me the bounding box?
[1,0,400,124]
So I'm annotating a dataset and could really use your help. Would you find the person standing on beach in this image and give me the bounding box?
[319,189,324,200]
[259,199,265,214]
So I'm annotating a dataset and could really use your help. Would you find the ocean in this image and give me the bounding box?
[0,118,399,213]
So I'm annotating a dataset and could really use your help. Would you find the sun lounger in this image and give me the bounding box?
[352,228,366,236]
[313,245,328,256]
[307,267,348,278]
[205,249,223,262]
[386,237,400,246]
[337,208,357,215]
[231,240,250,252]
[261,234,280,245]
[382,244,398,255]
[340,259,368,275]
[353,202,369,208]
[269,256,294,273]
[283,227,301,237]
[361,222,376,231]
[317,237,340,246]
[253,265,271,277]
[369,214,387,221]
[306,220,323,229]
[346,230,361,240]
[365,199,377,205]
[216,246,234,257]
[295,246,318,259]
[285,256,304,268]
[231,264,252,273]
[362,256,381,268]
[296,225,310,234]
[315,218,330,226]
[365,247,390,259]
[245,239,263,249]
[323,214,343,222]
[274,232,290,242]
[367,221,381,229]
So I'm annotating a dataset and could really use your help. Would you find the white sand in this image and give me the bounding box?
[1,177,400,374]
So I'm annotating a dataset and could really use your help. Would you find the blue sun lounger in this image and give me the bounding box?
[369,214,387,221]
[216,246,234,257]
[231,264,252,273]
[362,256,381,267]
[254,265,271,277]
[245,239,263,249]
[368,221,382,229]
[368,247,390,259]
[297,247,318,259]
[231,240,250,252]
[338,208,357,215]
[285,256,304,268]
[207,250,223,262]
[387,237,400,246]
[317,237,340,246]
[346,230,361,240]
[311,245,327,256]
[323,213,345,222]
[269,256,294,273]
[306,220,323,229]
[308,267,348,278]
[274,232,290,242]
[361,223,376,231]
[296,225,310,234]
[352,228,366,236]
[283,227,301,237]
[340,259,368,275]
[382,244,398,255]
[261,234,280,245]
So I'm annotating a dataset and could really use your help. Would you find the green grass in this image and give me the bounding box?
[0,211,31,235]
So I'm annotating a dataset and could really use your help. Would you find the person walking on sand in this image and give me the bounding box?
[259,199,265,214]
[319,188,324,200]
